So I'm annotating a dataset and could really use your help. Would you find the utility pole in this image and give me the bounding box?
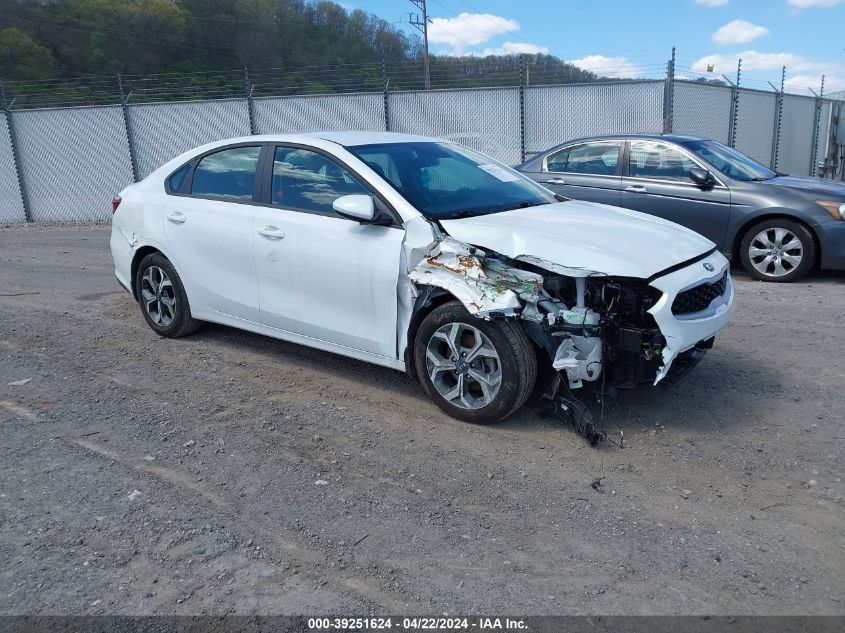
[408,0,431,90]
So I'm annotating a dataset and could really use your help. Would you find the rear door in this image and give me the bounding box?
[620,140,732,246]
[163,144,263,322]
[537,141,623,206]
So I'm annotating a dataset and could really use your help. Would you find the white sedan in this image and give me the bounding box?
[110,132,734,432]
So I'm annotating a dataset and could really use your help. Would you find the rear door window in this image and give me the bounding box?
[547,142,621,175]
[191,146,261,201]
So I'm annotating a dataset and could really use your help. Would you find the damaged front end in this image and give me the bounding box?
[408,236,734,445]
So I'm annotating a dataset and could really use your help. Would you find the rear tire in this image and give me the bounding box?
[414,301,536,424]
[135,252,201,337]
[739,218,815,283]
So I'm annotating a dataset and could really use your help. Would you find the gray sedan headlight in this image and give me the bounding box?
[816,200,845,221]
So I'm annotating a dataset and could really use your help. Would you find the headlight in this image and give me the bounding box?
[816,200,845,221]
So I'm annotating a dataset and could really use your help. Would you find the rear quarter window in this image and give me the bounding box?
[167,163,191,193]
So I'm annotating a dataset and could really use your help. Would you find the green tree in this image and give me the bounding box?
[88,31,110,74]
[0,27,57,80]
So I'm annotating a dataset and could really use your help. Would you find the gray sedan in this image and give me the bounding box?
[517,134,845,282]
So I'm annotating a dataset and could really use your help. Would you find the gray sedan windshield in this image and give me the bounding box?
[347,142,557,220]
[682,139,776,182]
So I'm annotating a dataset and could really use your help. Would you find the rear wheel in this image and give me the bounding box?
[739,219,815,283]
[414,301,536,424]
[135,252,201,337]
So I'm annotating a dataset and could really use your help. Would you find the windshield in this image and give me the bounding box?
[346,142,557,220]
[681,139,776,182]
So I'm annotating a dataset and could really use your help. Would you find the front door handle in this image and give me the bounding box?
[166,211,186,224]
[257,226,286,239]
[546,177,566,185]
[625,185,648,193]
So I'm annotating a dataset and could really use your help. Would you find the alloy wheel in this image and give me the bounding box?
[425,322,502,410]
[140,265,176,327]
[748,228,804,279]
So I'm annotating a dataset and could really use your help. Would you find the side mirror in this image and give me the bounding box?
[333,194,376,222]
[689,167,715,187]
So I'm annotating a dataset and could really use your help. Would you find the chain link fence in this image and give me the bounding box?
[672,80,733,144]
[524,81,665,157]
[253,93,385,136]
[129,99,252,179]
[778,94,820,177]
[0,112,26,223]
[13,106,134,222]
[734,88,778,167]
[0,65,837,223]
[389,87,522,165]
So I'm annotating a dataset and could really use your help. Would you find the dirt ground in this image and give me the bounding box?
[0,224,843,616]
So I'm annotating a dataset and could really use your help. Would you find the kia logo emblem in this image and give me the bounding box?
[703,263,715,272]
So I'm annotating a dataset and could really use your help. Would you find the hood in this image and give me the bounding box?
[439,201,715,280]
[766,175,845,199]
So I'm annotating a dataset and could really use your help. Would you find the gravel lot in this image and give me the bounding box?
[1,225,843,616]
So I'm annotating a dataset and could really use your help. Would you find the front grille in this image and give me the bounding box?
[672,270,728,316]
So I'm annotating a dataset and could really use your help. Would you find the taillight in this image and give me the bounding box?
[112,195,122,213]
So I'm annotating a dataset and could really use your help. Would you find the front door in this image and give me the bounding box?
[620,140,732,246]
[252,146,404,358]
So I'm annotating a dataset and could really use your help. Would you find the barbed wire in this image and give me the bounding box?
[1,56,833,110]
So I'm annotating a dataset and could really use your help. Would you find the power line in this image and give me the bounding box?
[408,0,431,89]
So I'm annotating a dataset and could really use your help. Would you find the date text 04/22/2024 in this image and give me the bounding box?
[307,617,528,630]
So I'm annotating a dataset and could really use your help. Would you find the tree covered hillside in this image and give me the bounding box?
[0,0,598,91]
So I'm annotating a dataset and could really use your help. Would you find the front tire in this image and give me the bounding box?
[135,253,201,337]
[739,219,815,282]
[414,301,537,424]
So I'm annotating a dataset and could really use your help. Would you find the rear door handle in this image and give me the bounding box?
[257,226,285,239]
[166,211,186,224]
[546,177,566,185]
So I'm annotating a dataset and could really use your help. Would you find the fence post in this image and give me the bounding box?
[770,66,785,171]
[809,75,825,178]
[117,73,139,183]
[726,59,741,148]
[244,66,256,135]
[0,80,32,222]
[519,54,526,163]
[663,47,675,134]
[382,60,391,132]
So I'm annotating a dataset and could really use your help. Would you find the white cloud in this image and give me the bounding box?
[695,50,820,73]
[692,50,845,93]
[480,42,549,56]
[711,20,769,44]
[428,12,519,53]
[568,55,647,79]
[695,0,729,6]
[786,0,842,8]
[784,73,845,93]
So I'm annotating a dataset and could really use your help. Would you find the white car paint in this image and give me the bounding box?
[440,202,718,279]
[111,131,735,400]
[251,204,404,356]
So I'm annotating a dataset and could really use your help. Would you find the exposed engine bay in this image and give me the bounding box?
[407,236,730,444]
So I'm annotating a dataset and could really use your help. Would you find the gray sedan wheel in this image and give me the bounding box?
[739,219,816,283]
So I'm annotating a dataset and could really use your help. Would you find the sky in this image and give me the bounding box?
[343,0,845,94]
